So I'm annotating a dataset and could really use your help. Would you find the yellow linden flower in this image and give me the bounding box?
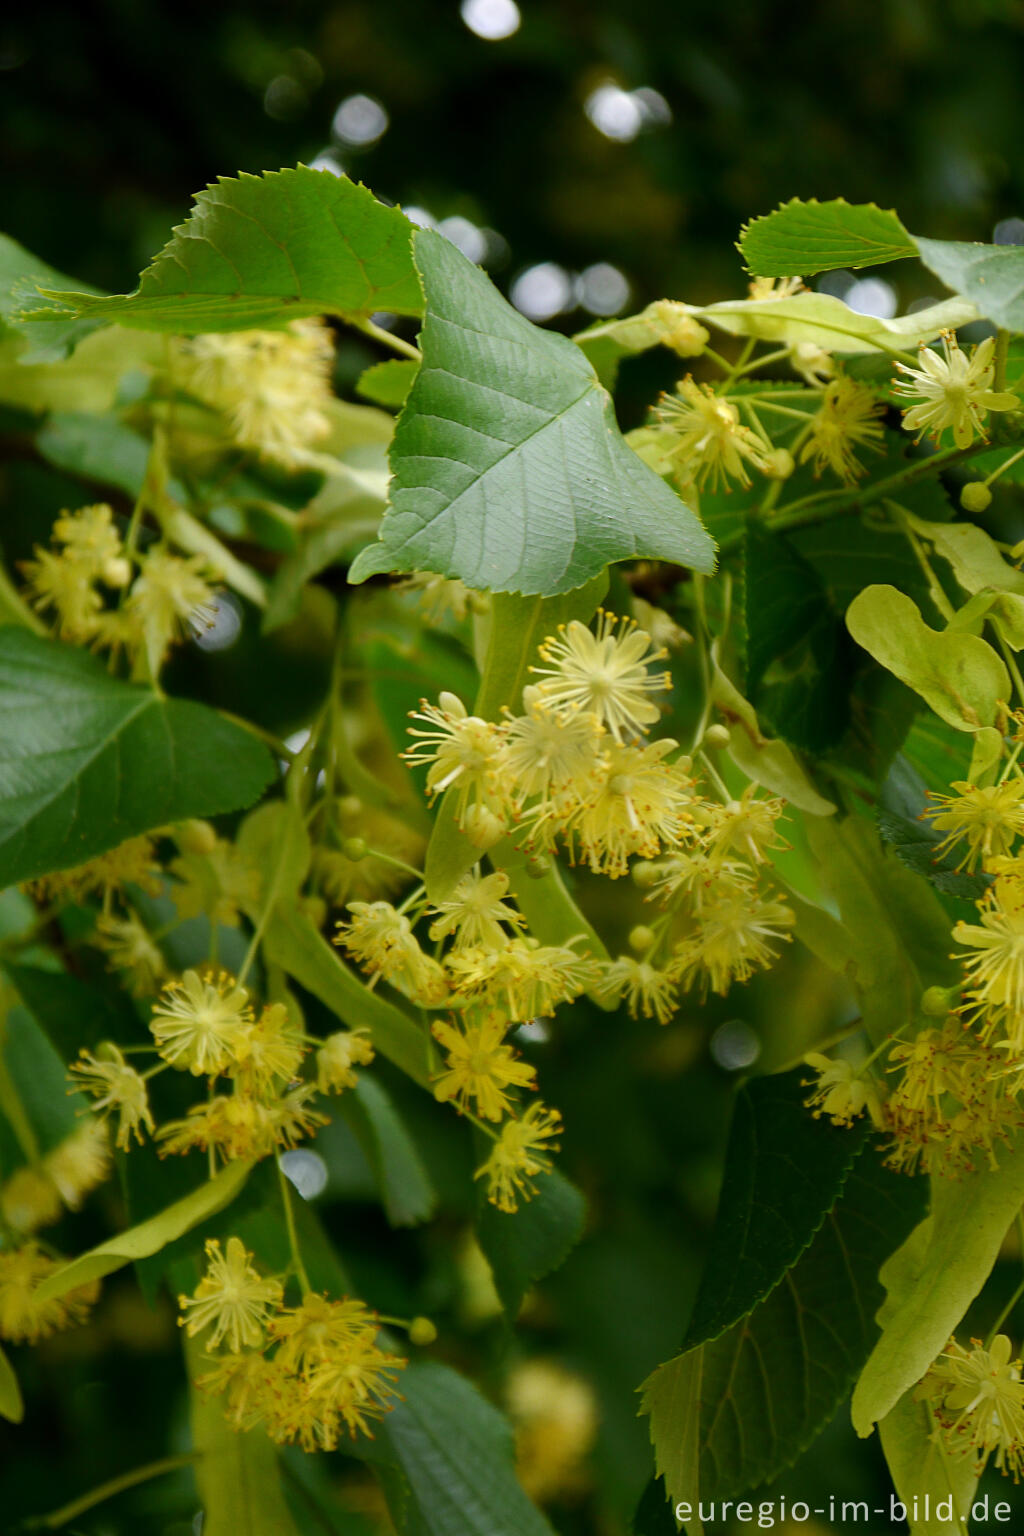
[93,911,167,996]
[883,1019,1017,1177]
[197,1349,284,1432]
[44,1119,112,1209]
[312,801,425,908]
[803,1053,884,1129]
[127,548,220,671]
[507,1359,598,1503]
[531,612,671,743]
[233,1003,308,1093]
[0,1245,99,1343]
[790,341,834,387]
[27,834,162,906]
[396,572,484,625]
[702,786,788,866]
[653,379,774,491]
[52,503,127,579]
[444,938,598,1021]
[955,871,1024,1037]
[150,969,254,1076]
[173,319,335,465]
[268,1292,380,1373]
[20,546,103,641]
[431,1010,537,1120]
[799,375,885,484]
[670,878,794,995]
[500,687,605,805]
[0,1166,62,1234]
[427,867,526,950]
[157,1085,327,1162]
[894,333,1018,450]
[886,1020,982,1120]
[562,738,695,879]
[594,956,678,1024]
[403,692,506,820]
[302,1337,406,1443]
[916,1334,1024,1478]
[475,1102,563,1213]
[316,1029,375,1094]
[178,1237,283,1353]
[924,779,1024,873]
[170,835,262,929]
[70,1043,155,1150]
[335,901,449,1005]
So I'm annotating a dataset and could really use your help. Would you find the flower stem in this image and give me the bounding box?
[21,1453,200,1531]
[353,317,421,361]
[277,1156,312,1295]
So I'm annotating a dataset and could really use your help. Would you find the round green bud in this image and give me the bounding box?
[703,723,731,750]
[409,1316,438,1346]
[960,481,992,513]
[342,837,368,862]
[628,925,656,952]
[176,819,218,855]
[525,856,551,879]
[764,448,795,480]
[921,985,956,1017]
[338,795,363,819]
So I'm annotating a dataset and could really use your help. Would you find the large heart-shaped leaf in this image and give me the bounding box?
[22,167,422,334]
[349,229,715,596]
[0,628,274,886]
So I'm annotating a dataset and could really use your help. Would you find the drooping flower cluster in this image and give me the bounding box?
[0,1244,100,1345]
[917,1334,1024,1481]
[20,502,220,672]
[180,1237,405,1450]
[70,968,373,1165]
[0,1119,111,1237]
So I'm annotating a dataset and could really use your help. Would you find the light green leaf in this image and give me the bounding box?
[186,1333,301,1536]
[0,232,105,361]
[909,515,1024,598]
[374,1361,556,1536]
[709,657,836,815]
[914,237,1024,332]
[852,1143,1024,1436]
[235,800,311,919]
[739,198,917,276]
[0,629,275,888]
[0,1343,23,1424]
[574,300,708,388]
[34,1160,252,1302]
[349,228,715,596]
[879,1391,978,1536]
[342,1074,437,1226]
[23,167,422,335]
[694,292,978,355]
[0,326,160,415]
[357,357,419,408]
[261,904,433,1087]
[847,585,1009,731]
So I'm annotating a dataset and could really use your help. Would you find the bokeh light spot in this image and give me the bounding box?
[332,94,389,147]
[460,0,521,41]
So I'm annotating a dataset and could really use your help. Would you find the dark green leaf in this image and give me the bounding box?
[0,629,275,886]
[342,1074,437,1227]
[877,755,988,901]
[476,1165,587,1317]
[349,229,715,596]
[740,198,916,276]
[0,1003,87,1157]
[3,961,140,1060]
[24,167,423,334]
[0,1343,23,1424]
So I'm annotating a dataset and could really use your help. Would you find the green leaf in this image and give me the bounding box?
[0,629,275,887]
[739,198,917,275]
[709,655,837,815]
[261,904,433,1087]
[476,1165,586,1317]
[846,584,1009,732]
[0,1003,89,1158]
[349,228,715,596]
[0,232,105,361]
[0,1343,23,1424]
[908,514,1024,599]
[3,959,145,1061]
[642,1145,925,1510]
[24,167,422,335]
[914,236,1024,332]
[235,800,311,918]
[374,1361,556,1536]
[879,1391,978,1536]
[342,1074,437,1226]
[34,1159,252,1301]
[852,1142,1024,1436]
[682,1070,868,1348]
[357,358,419,408]
[186,1333,302,1536]
[877,755,988,902]
[694,292,977,355]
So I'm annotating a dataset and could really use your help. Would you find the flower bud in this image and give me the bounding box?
[921,985,958,1017]
[628,925,656,952]
[342,837,368,862]
[960,481,992,513]
[409,1316,438,1346]
[102,556,134,588]
[462,804,506,851]
[703,723,731,749]
[763,448,795,480]
[176,819,218,855]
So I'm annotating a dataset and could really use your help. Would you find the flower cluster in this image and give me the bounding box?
[0,1245,100,1345]
[70,969,373,1163]
[0,1119,111,1237]
[917,1334,1024,1481]
[180,1237,405,1450]
[20,503,220,672]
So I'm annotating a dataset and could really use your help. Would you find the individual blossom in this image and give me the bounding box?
[747,276,805,301]
[886,1019,984,1123]
[316,1029,375,1094]
[51,503,125,574]
[233,1002,307,1093]
[789,341,834,387]
[923,779,1024,873]
[500,687,605,806]
[652,379,775,491]
[894,333,1018,450]
[149,969,254,1077]
[169,834,261,929]
[702,786,788,866]
[799,375,885,483]
[267,1292,381,1374]
[93,910,167,996]
[531,613,671,743]
[312,800,425,908]
[302,1336,407,1443]
[158,1086,327,1162]
[954,871,1024,1039]
[803,1053,884,1129]
[178,1237,283,1353]
[70,1043,156,1150]
[403,692,506,821]
[916,1334,1024,1479]
[431,1010,537,1121]
[561,739,696,879]
[445,938,599,1021]
[670,877,795,995]
[427,867,526,950]
[0,1245,99,1343]
[0,1166,62,1234]
[20,545,102,641]
[475,1102,563,1213]
[335,901,448,1005]
[594,956,679,1025]
[27,834,162,906]
[44,1118,112,1208]
[173,319,335,466]
[127,548,220,671]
